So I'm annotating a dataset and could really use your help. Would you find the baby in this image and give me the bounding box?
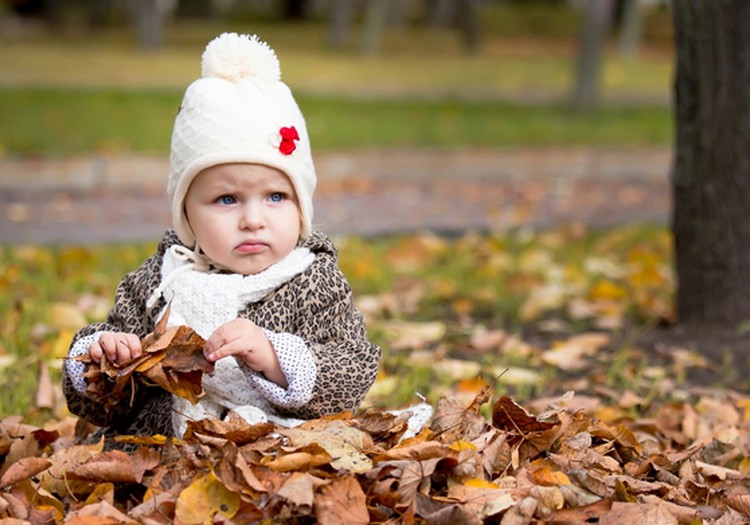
[63,33,382,445]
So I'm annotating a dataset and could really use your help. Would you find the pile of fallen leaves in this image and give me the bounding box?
[2,384,750,524]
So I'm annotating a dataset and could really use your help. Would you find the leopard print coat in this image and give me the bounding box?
[62,230,381,445]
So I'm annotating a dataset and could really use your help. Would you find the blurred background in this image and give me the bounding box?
[0,0,676,150]
[0,0,675,242]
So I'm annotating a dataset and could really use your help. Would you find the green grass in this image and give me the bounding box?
[0,88,673,155]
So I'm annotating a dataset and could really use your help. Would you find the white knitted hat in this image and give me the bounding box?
[168,33,316,246]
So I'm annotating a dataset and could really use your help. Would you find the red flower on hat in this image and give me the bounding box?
[279,126,299,155]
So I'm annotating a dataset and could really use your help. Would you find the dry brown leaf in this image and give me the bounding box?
[213,441,268,496]
[138,325,212,403]
[492,396,556,434]
[549,497,613,523]
[600,501,679,525]
[280,420,373,472]
[315,475,369,525]
[183,412,275,444]
[0,456,51,489]
[726,492,750,515]
[35,361,55,410]
[75,324,212,409]
[276,471,326,510]
[432,389,490,442]
[446,483,515,518]
[393,457,443,506]
[261,442,333,472]
[66,447,159,483]
[373,439,446,462]
[37,438,104,497]
[64,500,139,524]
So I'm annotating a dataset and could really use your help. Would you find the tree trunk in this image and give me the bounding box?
[617,0,642,58]
[571,0,615,112]
[284,0,309,20]
[457,0,481,55]
[672,0,750,328]
[328,0,357,49]
[425,0,455,28]
[362,0,391,55]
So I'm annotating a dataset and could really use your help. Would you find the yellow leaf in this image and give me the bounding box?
[175,471,240,524]
[588,280,627,301]
[736,399,750,421]
[465,478,499,489]
[541,332,610,371]
[50,328,75,359]
[115,434,170,446]
[529,464,571,486]
[738,457,750,476]
[449,440,477,452]
[456,377,490,396]
[49,302,87,331]
[432,358,481,381]
[84,482,115,505]
[382,320,446,350]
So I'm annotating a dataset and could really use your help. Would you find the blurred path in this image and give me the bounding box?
[0,147,671,245]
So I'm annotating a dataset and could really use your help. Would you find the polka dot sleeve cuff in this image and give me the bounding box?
[243,329,316,408]
[65,331,105,393]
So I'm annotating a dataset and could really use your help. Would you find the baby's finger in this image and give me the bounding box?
[88,341,104,363]
[97,332,119,362]
[114,337,133,364]
[99,333,131,365]
[123,333,142,359]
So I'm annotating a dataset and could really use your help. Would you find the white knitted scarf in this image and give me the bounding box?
[149,244,315,437]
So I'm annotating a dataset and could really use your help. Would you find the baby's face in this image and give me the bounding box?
[184,163,301,275]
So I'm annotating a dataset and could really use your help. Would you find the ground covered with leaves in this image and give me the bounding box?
[2,384,750,523]
[1,226,750,522]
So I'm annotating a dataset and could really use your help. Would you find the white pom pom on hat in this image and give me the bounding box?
[201,33,281,82]
[168,32,316,247]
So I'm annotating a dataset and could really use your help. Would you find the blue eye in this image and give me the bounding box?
[269,192,285,203]
[218,195,236,205]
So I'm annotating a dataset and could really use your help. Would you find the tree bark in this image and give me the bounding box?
[672,0,750,327]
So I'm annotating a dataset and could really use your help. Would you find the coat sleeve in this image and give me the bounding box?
[62,244,167,428]
[284,258,382,419]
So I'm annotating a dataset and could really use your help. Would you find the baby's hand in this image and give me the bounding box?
[89,332,143,366]
[205,319,287,387]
